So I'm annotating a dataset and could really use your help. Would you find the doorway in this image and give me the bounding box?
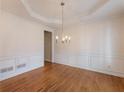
[44,31,52,65]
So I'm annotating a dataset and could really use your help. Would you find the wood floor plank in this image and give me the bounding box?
[0,62,124,92]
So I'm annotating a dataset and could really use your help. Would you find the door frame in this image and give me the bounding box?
[44,30,54,63]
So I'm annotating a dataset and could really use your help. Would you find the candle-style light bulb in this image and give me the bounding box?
[55,36,59,43]
[65,36,68,43]
[62,37,65,43]
[68,36,71,40]
[68,36,71,43]
[56,36,59,40]
[65,36,68,39]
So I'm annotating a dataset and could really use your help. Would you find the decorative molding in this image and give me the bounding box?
[20,0,60,24]
[0,56,44,81]
[54,54,124,77]
[19,0,110,27]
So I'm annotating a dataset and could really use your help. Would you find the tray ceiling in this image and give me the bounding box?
[1,0,124,28]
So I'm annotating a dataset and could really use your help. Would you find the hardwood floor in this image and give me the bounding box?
[0,62,124,92]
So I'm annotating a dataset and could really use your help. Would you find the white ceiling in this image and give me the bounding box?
[1,0,124,28]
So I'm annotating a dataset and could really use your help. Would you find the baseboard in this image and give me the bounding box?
[54,62,124,78]
[88,67,124,78]
[45,59,52,62]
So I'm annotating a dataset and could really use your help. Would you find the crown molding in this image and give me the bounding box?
[20,0,60,25]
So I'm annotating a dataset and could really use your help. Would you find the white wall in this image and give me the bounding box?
[0,10,54,81]
[54,17,124,77]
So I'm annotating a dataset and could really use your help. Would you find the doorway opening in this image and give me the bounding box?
[44,31,52,65]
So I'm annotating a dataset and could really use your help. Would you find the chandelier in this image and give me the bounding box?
[55,1,71,44]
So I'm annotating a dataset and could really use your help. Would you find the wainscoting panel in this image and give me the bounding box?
[0,56,44,81]
[15,57,29,74]
[91,56,107,70]
[77,55,89,68]
[109,57,124,73]
[68,55,77,67]
[29,56,43,69]
[55,55,68,65]
[54,54,124,77]
[0,58,15,81]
